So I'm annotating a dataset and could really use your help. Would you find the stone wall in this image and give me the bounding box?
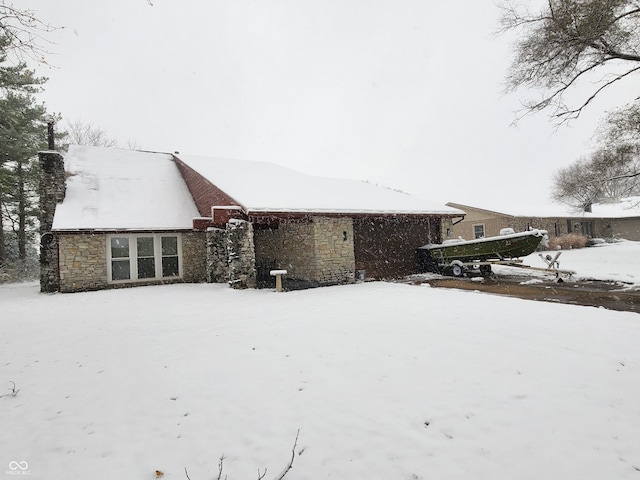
[206,228,228,283]
[253,216,355,287]
[313,217,355,284]
[57,232,207,292]
[39,151,66,293]
[182,232,207,282]
[58,233,108,292]
[227,219,256,289]
[254,219,315,281]
[442,217,455,241]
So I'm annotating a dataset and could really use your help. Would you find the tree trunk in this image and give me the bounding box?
[0,196,5,266]
[17,160,26,261]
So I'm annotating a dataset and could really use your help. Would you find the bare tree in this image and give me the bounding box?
[64,118,140,149]
[552,144,640,209]
[500,0,640,123]
[65,119,120,148]
[599,98,640,144]
[0,1,60,63]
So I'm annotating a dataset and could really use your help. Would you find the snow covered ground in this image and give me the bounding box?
[494,239,640,288]
[1,242,639,480]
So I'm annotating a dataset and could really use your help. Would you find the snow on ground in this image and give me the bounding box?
[493,239,640,288]
[1,243,639,480]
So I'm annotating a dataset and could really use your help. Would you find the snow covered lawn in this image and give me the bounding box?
[496,239,640,288]
[1,244,639,480]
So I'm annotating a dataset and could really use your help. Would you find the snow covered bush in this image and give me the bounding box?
[0,232,39,283]
[548,233,588,250]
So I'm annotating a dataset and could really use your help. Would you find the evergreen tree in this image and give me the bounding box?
[0,37,48,270]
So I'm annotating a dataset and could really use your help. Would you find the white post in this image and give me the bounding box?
[270,269,288,292]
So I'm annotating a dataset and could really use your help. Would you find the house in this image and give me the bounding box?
[446,200,640,241]
[39,145,464,293]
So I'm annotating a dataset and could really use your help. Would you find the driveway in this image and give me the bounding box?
[410,275,640,314]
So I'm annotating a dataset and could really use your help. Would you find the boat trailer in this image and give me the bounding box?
[437,251,575,280]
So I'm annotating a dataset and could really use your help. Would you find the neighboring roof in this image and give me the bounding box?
[589,196,640,218]
[52,145,200,231]
[448,197,640,220]
[447,201,572,218]
[176,154,464,216]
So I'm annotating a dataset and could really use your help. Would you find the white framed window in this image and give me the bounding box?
[473,224,485,239]
[107,233,183,283]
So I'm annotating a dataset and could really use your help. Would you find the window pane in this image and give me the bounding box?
[162,236,178,256]
[111,259,130,280]
[111,237,129,258]
[137,237,155,257]
[138,257,156,279]
[162,257,179,277]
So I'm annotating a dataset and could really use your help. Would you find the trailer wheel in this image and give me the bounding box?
[451,263,464,277]
[480,264,492,277]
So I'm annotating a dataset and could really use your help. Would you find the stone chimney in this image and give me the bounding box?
[39,151,65,293]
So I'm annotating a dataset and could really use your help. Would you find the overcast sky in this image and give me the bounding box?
[23,0,637,211]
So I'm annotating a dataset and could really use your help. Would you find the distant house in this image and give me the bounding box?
[446,199,640,241]
[39,145,463,293]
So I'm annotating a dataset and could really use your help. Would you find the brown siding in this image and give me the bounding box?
[509,217,570,237]
[608,218,640,241]
[449,205,562,239]
[353,216,439,279]
[450,209,513,239]
[173,157,241,216]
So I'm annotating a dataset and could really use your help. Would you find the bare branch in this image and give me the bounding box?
[610,6,640,27]
[554,65,640,123]
[274,429,300,480]
[0,380,19,398]
[183,431,301,480]
[0,3,62,64]
[216,455,227,480]
[500,0,640,123]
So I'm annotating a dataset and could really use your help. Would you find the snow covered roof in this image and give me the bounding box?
[52,146,462,231]
[52,145,200,231]
[176,154,463,216]
[448,201,572,218]
[587,196,640,218]
[449,197,640,219]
